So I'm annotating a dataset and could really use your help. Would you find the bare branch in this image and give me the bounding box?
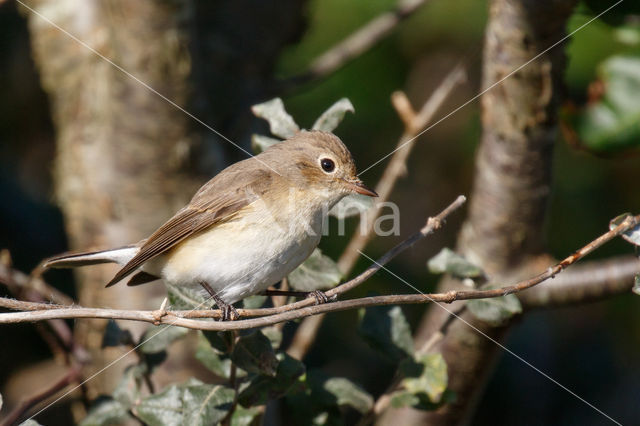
[280,0,432,89]
[0,252,73,306]
[520,255,639,308]
[2,210,637,332]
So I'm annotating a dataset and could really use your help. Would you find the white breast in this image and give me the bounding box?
[149,194,325,303]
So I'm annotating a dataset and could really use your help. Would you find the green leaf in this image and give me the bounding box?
[134,384,183,426]
[571,55,640,152]
[466,284,522,325]
[195,332,233,379]
[101,320,133,348]
[238,354,306,407]
[182,384,235,426]
[633,275,640,296]
[242,295,268,309]
[329,193,374,219]
[251,134,282,154]
[288,248,342,291]
[323,377,373,414]
[312,98,355,132]
[231,331,278,376]
[167,284,209,310]
[231,405,261,426]
[251,98,300,139]
[389,390,420,409]
[134,383,234,426]
[399,353,448,403]
[139,324,189,354]
[113,364,145,407]
[203,330,235,353]
[609,213,640,246]
[427,248,484,279]
[358,305,414,362]
[80,397,131,426]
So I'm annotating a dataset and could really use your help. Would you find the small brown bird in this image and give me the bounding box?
[44,131,377,319]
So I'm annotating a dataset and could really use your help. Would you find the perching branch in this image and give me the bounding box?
[287,65,466,360]
[2,210,637,332]
[279,0,432,90]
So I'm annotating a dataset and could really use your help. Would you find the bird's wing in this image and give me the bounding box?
[106,162,277,287]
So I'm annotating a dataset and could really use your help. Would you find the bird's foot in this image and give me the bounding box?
[307,290,336,305]
[200,281,239,321]
[219,303,239,321]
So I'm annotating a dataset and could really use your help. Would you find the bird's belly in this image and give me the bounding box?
[153,214,321,303]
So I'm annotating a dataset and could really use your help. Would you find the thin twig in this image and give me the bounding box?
[1,364,82,426]
[519,255,639,308]
[278,0,432,90]
[287,66,466,360]
[338,66,466,274]
[0,253,90,363]
[1,211,637,331]
[0,254,74,306]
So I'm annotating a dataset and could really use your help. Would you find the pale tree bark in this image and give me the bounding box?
[25,0,200,398]
[377,0,577,424]
[23,0,307,403]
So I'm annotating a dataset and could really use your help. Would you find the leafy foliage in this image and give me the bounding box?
[328,193,374,219]
[231,331,279,376]
[288,248,343,291]
[389,352,452,411]
[358,305,414,362]
[251,98,300,139]
[134,382,235,426]
[427,247,484,279]
[311,98,355,132]
[79,97,453,426]
[80,397,131,426]
[238,354,306,407]
[467,284,522,325]
[566,54,640,152]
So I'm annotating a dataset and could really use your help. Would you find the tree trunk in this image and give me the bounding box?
[377,0,576,424]
[26,0,199,398]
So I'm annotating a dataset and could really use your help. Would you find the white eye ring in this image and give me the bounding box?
[319,156,336,174]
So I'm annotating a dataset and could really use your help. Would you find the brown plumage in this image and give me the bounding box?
[45,131,376,305]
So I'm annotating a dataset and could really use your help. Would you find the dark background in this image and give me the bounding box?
[1,0,639,424]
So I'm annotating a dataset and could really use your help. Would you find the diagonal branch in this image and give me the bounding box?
[279,0,432,90]
[287,65,466,360]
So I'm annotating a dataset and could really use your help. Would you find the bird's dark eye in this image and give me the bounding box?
[320,158,335,173]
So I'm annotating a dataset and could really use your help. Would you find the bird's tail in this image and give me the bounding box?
[43,245,139,269]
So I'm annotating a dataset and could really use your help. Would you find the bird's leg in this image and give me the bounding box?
[307,290,336,305]
[200,281,239,321]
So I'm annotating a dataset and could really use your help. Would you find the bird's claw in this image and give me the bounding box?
[308,290,336,305]
[220,303,239,321]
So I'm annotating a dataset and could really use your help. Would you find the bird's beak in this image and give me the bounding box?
[343,178,378,197]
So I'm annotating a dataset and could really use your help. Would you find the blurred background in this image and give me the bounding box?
[1,0,640,424]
